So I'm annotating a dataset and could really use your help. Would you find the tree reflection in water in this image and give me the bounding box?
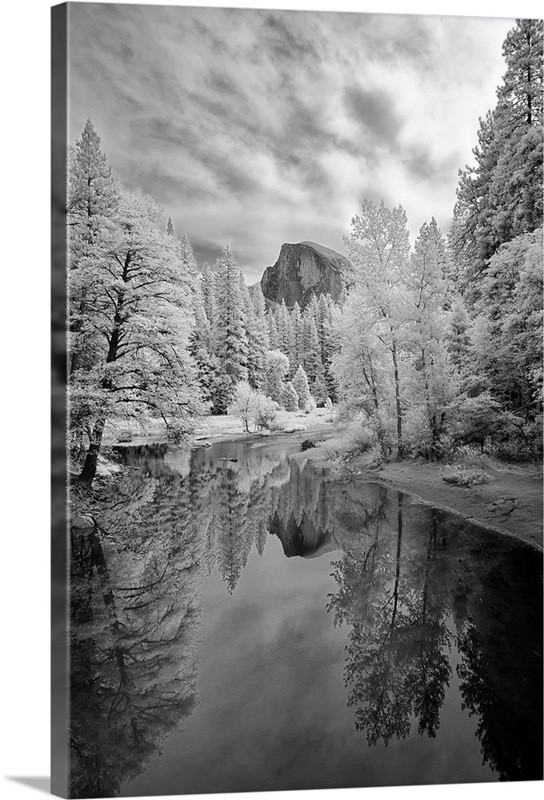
[69,443,542,796]
[327,493,452,746]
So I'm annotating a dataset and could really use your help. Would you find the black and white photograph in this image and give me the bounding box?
[47,0,543,797]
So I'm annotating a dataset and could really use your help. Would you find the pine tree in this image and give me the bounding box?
[189,280,218,406]
[68,120,119,376]
[264,350,289,405]
[276,300,291,355]
[67,118,119,244]
[213,247,249,407]
[281,381,299,412]
[300,312,319,380]
[166,216,175,237]
[288,301,303,375]
[447,298,471,371]
[316,294,338,400]
[267,310,279,350]
[200,262,216,329]
[249,284,270,389]
[451,20,543,292]
[292,365,311,410]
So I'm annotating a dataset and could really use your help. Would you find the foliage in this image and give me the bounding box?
[69,182,205,482]
[292,365,311,410]
[264,349,289,406]
[440,465,490,486]
[281,381,299,412]
[227,381,278,433]
[450,19,543,293]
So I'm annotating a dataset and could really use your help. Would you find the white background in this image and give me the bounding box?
[0,1,542,799]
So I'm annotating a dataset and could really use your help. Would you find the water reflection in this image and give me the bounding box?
[69,442,542,796]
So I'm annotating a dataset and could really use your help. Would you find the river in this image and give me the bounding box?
[69,438,543,797]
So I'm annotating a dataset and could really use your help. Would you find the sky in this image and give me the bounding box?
[67,1,516,283]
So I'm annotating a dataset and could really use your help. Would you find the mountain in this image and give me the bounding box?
[260,241,352,308]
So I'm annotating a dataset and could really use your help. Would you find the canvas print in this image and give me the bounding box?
[52,1,543,797]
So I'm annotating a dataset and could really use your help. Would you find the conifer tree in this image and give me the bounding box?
[446,298,471,371]
[292,365,311,410]
[189,280,219,405]
[301,314,322,383]
[267,311,279,350]
[68,120,120,375]
[451,20,543,291]
[200,262,216,329]
[264,350,289,405]
[276,300,291,355]
[281,381,299,412]
[67,118,119,245]
[213,247,249,407]
[249,284,270,389]
[288,301,303,376]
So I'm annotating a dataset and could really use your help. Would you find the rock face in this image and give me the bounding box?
[260,241,351,308]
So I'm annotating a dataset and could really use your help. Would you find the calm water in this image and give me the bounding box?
[69,439,543,797]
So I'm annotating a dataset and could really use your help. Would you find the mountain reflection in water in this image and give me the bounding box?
[69,440,543,797]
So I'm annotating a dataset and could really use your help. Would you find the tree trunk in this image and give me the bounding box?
[79,416,106,484]
[391,337,404,458]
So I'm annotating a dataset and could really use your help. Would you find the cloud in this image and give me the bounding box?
[68,4,514,277]
[343,85,404,148]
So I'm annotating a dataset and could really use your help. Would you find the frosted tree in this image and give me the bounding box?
[166,221,199,300]
[67,118,119,247]
[406,218,456,454]
[241,277,268,391]
[264,350,289,406]
[68,120,119,376]
[276,300,291,355]
[288,301,303,376]
[267,310,279,350]
[200,262,216,330]
[212,247,249,407]
[471,228,543,414]
[344,199,411,457]
[228,381,278,432]
[292,365,311,410]
[446,298,472,371]
[250,284,270,388]
[70,191,204,483]
[317,294,340,400]
[333,288,392,456]
[451,20,543,292]
[281,381,299,412]
[189,279,219,406]
[301,313,322,384]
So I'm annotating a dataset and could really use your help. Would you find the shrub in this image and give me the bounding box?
[301,439,316,451]
[228,382,278,432]
[440,465,490,486]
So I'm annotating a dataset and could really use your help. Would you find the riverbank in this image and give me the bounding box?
[299,436,543,552]
[99,416,542,551]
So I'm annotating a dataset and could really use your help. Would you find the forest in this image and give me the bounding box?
[68,19,543,485]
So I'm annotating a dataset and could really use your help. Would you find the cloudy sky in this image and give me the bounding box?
[68,2,515,283]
